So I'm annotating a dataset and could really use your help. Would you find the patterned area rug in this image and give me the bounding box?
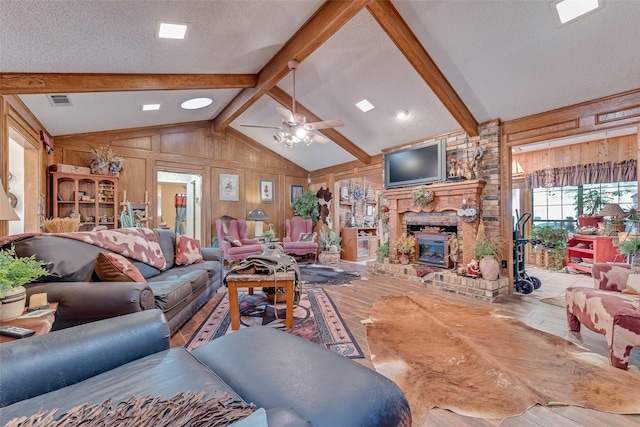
[412,263,443,277]
[186,288,364,359]
[298,263,362,286]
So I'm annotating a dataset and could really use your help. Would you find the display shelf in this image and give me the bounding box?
[341,227,378,261]
[566,235,618,273]
[51,171,119,230]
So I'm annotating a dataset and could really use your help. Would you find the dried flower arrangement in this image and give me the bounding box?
[392,233,416,256]
[89,144,124,176]
[43,217,81,233]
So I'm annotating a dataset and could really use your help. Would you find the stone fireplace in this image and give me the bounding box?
[383,179,486,264]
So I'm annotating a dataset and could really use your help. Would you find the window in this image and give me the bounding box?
[532,182,637,233]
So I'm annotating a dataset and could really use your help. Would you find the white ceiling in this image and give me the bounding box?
[2,0,639,171]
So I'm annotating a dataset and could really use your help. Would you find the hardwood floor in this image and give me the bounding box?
[172,263,640,427]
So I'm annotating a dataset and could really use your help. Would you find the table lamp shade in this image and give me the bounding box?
[599,203,625,218]
[247,208,269,221]
[247,208,269,237]
[0,180,19,221]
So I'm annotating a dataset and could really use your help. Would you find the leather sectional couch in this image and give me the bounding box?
[4,228,223,333]
[0,309,412,426]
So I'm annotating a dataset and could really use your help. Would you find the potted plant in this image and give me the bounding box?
[530,225,566,270]
[318,225,342,264]
[618,237,640,265]
[470,234,502,280]
[290,190,320,226]
[575,188,610,227]
[392,233,416,264]
[0,247,49,321]
[375,241,390,263]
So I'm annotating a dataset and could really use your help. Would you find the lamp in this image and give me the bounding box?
[599,203,625,218]
[247,208,269,237]
[0,179,19,221]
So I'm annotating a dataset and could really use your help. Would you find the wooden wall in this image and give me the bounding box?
[512,134,638,174]
[51,123,308,245]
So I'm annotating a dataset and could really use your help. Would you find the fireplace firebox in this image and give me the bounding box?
[414,232,453,267]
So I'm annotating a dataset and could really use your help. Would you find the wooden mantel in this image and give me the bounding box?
[383,179,486,263]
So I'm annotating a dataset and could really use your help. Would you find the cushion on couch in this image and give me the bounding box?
[175,235,204,266]
[225,236,243,247]
[297,232,316,242]
[623,272,640,295]
[95,252,147,283]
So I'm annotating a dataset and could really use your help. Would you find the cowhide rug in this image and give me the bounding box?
[365,294,640,425]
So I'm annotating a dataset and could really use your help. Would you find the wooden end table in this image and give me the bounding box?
[0,303,58,343]
[226,272,295,330]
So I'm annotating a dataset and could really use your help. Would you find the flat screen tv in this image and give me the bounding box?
[384,140,446,189]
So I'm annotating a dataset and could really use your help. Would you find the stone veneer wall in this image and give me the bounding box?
[444,120,502,242]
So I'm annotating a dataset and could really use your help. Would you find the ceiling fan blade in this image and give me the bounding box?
[240,124,283,130]
[303,119,345,131]
[309,133,331,144]
[276,107,295,124]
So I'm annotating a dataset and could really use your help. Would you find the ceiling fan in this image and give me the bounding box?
[241,60,345,147]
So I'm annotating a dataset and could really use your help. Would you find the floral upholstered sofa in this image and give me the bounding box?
[565,262,640,369]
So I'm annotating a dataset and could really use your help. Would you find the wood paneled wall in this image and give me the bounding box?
[51,122,308,245]
[512,134,638,174]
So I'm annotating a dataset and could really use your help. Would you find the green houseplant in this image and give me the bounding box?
[470,232,503,280]
[0,247,49,320]
[618,237,640,265]
[290,190,320,226]
[319,225,342,252]
[530,225,566,270]
[375,241,390,262]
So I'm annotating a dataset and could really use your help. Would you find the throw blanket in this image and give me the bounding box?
[53,228,166,269]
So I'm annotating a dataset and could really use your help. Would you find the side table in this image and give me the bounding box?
[0,303,58,343]
[225,272,295,331]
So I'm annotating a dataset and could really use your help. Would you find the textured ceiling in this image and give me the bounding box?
[1,0,639,171]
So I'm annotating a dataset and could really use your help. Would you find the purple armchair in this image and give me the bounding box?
[215,218,262,263]
[283,217,318,260]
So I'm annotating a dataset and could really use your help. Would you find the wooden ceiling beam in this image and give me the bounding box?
[367,0,479,137]
[268,86,371,164]
[212,0,370,133]
[0,73,257,94]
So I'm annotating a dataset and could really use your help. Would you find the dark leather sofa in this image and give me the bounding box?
[0,310,412,426]
[6,229,223,333]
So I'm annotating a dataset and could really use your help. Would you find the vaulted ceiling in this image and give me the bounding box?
[2,0,639,171]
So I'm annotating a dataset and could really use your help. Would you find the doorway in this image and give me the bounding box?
[7,126,41,234]
[157,172,202,240]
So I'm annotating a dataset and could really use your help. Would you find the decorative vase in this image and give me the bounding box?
[0,285,27,321]
[400,253,410,265]
[479,256,500,281]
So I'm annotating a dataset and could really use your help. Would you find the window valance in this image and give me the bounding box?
[526,159,637,189]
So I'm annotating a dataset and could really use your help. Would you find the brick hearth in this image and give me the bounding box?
[366,260,509,302]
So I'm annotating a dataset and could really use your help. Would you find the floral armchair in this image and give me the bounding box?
[215,218,262,263]
[283,217,318,260]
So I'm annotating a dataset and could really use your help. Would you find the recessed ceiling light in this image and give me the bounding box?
[355,99,375,112]
[396,109,410,120]
[142,104,161,111]
[157,21,189,39]
[180,97,213,110]
[552,0,602,25]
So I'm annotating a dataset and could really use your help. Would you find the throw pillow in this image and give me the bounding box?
[224,235,243,247]
[175,235,204,265]
[624,272,640,295]
[95,252,147,283]
[297,232,316,242]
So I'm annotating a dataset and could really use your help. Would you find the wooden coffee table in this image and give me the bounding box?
[0,303,58,343]
[225,272,295,330]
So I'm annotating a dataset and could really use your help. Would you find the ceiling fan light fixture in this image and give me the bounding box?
[355,99,375,113]
[180,97,213,110]
[294,126,307,139]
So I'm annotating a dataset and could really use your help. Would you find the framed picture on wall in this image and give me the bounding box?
[220,174,239,201]
[290,185,304,204]
[260,179,275,203]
